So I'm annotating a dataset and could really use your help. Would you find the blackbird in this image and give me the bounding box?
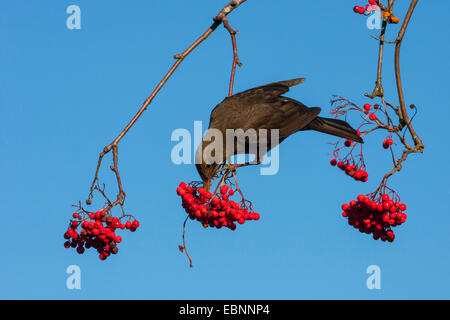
[196,78,363,188]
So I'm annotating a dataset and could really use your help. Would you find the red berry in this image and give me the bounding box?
[220,185,229,195]
[369,113,377,121]
[176,187,185,196]
[76,247,85,254]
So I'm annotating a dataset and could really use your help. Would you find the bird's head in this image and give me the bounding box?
[195,138,224,191]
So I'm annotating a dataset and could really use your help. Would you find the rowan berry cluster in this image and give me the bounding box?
[330,158,369,182]
[176,182,260,230]
[341,193,407,242]
[353,0,378,15]
[328,99,384,183]
[63,209,140,260]
[362,103,379,121]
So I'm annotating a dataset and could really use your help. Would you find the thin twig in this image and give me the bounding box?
[180,216,193,268]
[376,0,388,12]
[366,19,387,99]
[222,17,243,96]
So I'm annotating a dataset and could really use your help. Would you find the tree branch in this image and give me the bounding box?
[394,0,423,150]
[366,19,387,99]
[86,0,248,206]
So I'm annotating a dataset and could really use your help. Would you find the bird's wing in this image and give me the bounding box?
[221,78,306,105]
[210,78,307,129]
[245,97,321,139]
[210,95,321,140]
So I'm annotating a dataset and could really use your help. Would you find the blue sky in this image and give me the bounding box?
[0,1,449,299]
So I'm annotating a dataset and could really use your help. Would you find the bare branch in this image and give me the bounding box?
[86,0,248,207]
[394,0,423,152]
[223,17,243,96]
[366,20,387,99]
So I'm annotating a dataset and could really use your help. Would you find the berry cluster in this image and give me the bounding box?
[363,103,379,121]
[176,182,260,230]
[382,138,394,149]
[327,100,384,183]
[341,193,407,242]
[64,209,140,260]
[330,159,369,183]
[353,1,378,15]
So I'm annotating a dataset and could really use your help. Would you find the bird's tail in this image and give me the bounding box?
[305,117,363,143]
